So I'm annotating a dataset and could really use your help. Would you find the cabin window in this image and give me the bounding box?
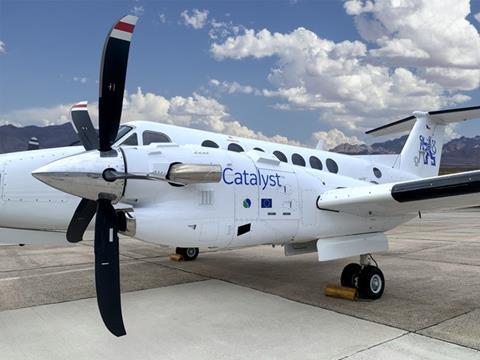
[373,167,382,178]
[273,150,288,163]
[253,147,265,152]
[228,143,244,152]
[121,133,138,146]
[292,153,306,167]
[326,158,338,173]
[143,131,171,145]
[202,140,219,148]
[115,125,133,142]
[309,156,323,170]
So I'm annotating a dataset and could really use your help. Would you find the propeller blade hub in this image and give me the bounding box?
[32,150,126,202]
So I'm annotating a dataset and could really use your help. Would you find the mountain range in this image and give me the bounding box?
[0,123,479,168]
[0,123,79,154]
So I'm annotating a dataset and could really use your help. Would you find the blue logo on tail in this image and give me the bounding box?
[414,135,437,166]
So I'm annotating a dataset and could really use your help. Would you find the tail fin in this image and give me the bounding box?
[397,111,445,178]
[366,106,480,178]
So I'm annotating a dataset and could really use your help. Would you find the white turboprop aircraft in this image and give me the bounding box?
[1,15,480,336]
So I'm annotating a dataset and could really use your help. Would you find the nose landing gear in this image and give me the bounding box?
[340,254,384,300]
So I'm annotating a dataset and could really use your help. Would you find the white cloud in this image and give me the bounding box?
[369,37,430,59]
[208,19,244,40]
[344,0,374,15]
[210,1,480,136]
[445,123,459,141]
[181,9,209,29]
[73,76,88,84]
[345,0,480,71]
[271,103,292,111]
[209,79,260,95]
[312,129,363,150]
[0,88,298,145]
[475,12,480,22]
[418,67,479,91]
[131,6,144,17]
[0,104,71,127]
[159,13,167,24]
[0,40,6,54]
[122,88,298,144]
[211,27,464,132]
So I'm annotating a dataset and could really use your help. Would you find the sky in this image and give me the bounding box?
[1,0,480,149]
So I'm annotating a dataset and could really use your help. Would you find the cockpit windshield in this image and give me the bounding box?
[114,125,133,143]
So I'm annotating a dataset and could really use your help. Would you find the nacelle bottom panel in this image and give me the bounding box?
[316,232,387,262]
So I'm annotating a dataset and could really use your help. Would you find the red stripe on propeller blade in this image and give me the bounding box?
[114,21,135,33]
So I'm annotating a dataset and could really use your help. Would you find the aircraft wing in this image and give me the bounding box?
[317,170,480,217]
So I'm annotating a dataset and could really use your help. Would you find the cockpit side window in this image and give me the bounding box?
[114,125,133,143]
[273,150,287,163]
[121,133,138,146]
[143,131,172,145]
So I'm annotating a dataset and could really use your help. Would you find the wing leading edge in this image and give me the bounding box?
[317,171,480,217]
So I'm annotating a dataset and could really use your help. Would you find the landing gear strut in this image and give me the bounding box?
[340,254,384,300]
[176,247,199,261]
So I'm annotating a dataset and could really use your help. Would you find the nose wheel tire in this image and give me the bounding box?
[340,263,385,300]
[340,263,361,288]
[176,247,199,261]
[357,265,385,300]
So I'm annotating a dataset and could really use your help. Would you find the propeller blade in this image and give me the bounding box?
[71,102,99,151]
[94,198,126,337]
[66,198,97,243]
[98,15,138,152]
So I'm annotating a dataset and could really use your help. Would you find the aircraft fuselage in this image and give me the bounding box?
[0,126,415,249]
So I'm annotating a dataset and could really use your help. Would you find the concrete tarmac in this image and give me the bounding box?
[1,209,480,359]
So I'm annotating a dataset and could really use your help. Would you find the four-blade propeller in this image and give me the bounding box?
[32,14,223,337]
[65,14,138,337]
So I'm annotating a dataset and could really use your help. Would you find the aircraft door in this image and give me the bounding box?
[256,166,300,243]
[256,169,298,219]
[226,152,300,246]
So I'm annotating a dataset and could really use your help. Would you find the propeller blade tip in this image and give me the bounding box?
[111,326,127,337]
[111,15,138,41]
[71,101,88,111]
[120,14,138,25]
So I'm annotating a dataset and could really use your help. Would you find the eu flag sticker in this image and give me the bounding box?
[261,198,272,208]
